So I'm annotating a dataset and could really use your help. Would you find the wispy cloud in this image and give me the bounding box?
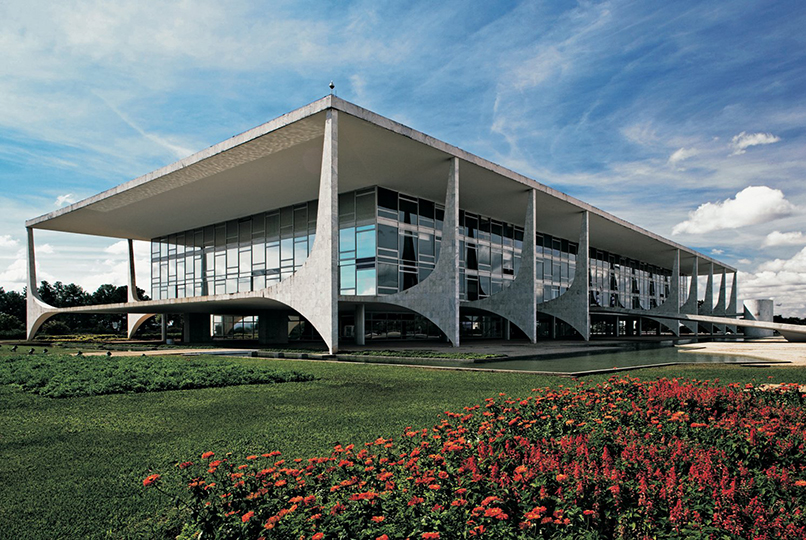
[730,131,781,156]
[668,147,698,166]
[55,193,76,207]
[672,186,797,235]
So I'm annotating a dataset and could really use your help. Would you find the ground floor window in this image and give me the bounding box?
[212,315,258,339]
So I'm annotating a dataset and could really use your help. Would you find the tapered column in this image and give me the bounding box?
[700,262,714,335]
[538,211,590,340]
[726,272,738,334]
[362,157,461,345]
[647,250,681,336]
[26,227,56,340]
[267,109,340,353]
[465,188,537,343]
[680,257,699,334]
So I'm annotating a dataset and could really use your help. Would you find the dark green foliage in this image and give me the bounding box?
[0,352,314,398]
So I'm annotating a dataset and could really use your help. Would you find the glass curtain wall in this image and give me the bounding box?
[151,200,317,300]
[151,186,679,316]
[588,248,671,310]
[459,210,523,301]
[535,233,577,303]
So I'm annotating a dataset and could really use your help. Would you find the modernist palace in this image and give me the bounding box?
[26,96,755,353]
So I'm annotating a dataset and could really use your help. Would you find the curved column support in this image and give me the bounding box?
[712,267,727,334]
[726,272,738,333]
[127,313,156,339]
[680,257,699,334]
[465,189,536,343]
[25,227,57,340]
[127,239,141,302]
[365,157,461,345]
[261,109,340,353]
[646,249,681,336]
[537,211,590,340]
[699,261,715,334]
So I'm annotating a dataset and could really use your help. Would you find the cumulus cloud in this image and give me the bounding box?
[668,147,698,166]
[762,231,805,248]
[672,186,797,235]
[711,248,724,255]
[55,193,76,207]
[104,240,129,255]
[0,235,19,248]
[730,131,781,156]
[37,243,54,254]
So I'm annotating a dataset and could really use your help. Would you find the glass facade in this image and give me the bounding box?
[588,249,672,310]
[151,200,317,300]
[536,233,576,303]
[150,185,685,322]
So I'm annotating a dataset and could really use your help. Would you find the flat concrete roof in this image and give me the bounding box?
[27,95,734,273]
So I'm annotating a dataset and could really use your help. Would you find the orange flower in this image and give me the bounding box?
[142,473,161,487]
[201,451,215,459]
[242,511,254,523]
[422,533,440,539]
[795,480,806,487]
[556,474,569,482]
[376,535,389,540]
[371,516,385,523]
[312,533,324,540]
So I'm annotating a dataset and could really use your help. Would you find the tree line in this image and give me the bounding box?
[0,282,155,338]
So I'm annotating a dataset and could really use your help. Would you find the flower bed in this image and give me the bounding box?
[149,377,806,539]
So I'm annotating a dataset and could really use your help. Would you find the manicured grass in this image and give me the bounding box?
[1,351,805,539]
[0,352,313,398]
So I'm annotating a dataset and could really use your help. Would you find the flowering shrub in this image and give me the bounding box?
[149,377,806,539]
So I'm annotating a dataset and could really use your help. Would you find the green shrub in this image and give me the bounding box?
[0,353,314,398]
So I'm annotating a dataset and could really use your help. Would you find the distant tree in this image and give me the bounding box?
[774,315,806,326]
[0,287,26,322]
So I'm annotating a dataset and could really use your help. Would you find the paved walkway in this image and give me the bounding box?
[677,337,806,366]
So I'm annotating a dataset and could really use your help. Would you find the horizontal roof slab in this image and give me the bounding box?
[27,96,733,273]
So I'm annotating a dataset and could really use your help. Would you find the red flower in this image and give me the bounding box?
[242,511,254,523]
[422,533,440,539]
[312,533,324,540]
[201,451,215,459]
[371,515,385,523]
[142,473,161,487]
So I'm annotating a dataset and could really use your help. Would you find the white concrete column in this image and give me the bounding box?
[726,272,738,333]
[680,257,699,334]
[355,304,366,346]
[267,108,340,353]
[465,188,537,343]
[537,210,590,340]
[161,315,167,342]
[25,227,56,340]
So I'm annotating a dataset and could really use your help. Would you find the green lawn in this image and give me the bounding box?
[1,350,805,539]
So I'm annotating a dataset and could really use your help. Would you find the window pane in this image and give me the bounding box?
[356,227,375,259]
[378,224,398,252]
[340,264,355,290]
[340,227,355,253]
[378,263,397,289]
[356,268,376,295]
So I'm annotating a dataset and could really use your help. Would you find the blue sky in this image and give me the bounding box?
[1,0,806,315]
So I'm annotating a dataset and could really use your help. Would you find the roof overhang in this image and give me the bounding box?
[27,96,734,274]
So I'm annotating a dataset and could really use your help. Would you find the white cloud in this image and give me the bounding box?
[0,235,18,248]
[762,231,805,248]
[672,186,797,235]
[668,147,698,165]
[104,240,129,255]
[738,248,806,317]
[37,243,54,254]
[54,193,76,207]
[730,131,781,156]
[710,248,724,255]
